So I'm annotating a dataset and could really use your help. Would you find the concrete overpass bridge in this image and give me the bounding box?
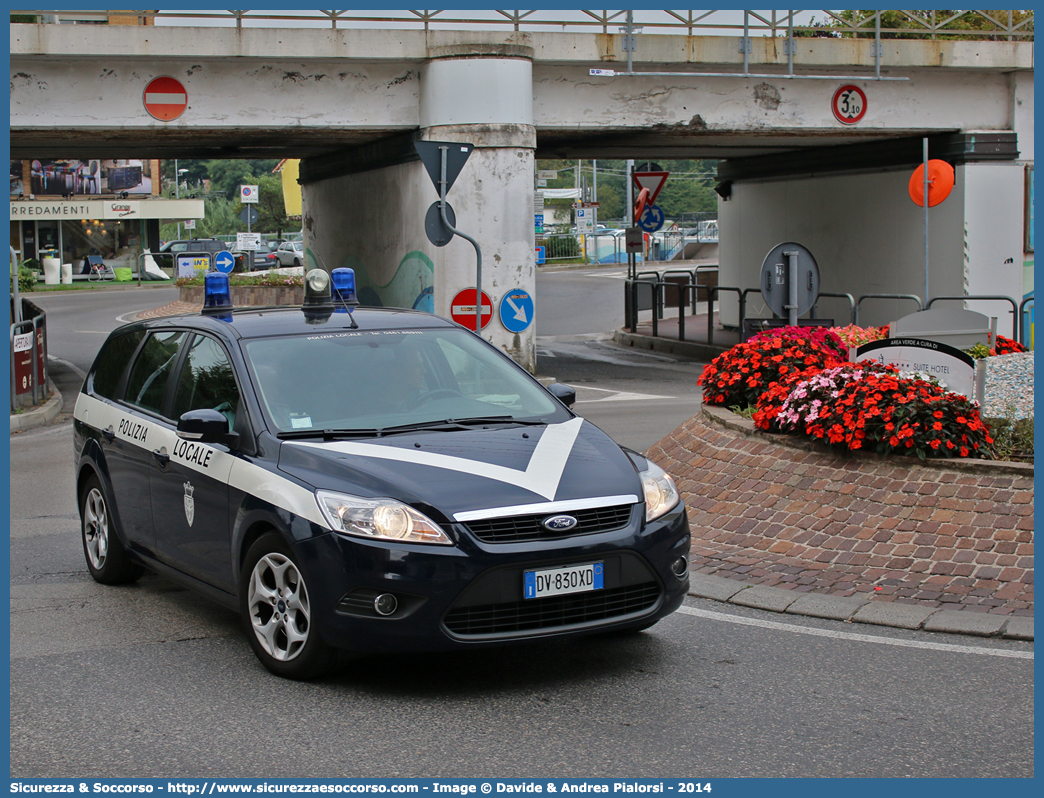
[10,11,1034,368]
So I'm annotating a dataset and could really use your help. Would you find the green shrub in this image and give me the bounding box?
[174,270,303,288]
[12,265,36,293]
[985,406,1034,462]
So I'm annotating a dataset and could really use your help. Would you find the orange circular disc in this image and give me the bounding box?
[908,159,955,207]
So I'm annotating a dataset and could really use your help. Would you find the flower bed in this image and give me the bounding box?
[698,325,1013,462]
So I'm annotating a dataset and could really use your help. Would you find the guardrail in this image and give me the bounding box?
[1019,297,1034,347]
[11,10,1033,40]
[926,295,1021,343]
[623,281,1030,350]
[855,294,924,325]
[811,292,857,326]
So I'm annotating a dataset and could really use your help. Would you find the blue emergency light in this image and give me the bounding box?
[201,272,233,317]
[332,268,358,306]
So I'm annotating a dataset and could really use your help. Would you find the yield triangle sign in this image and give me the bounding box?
[415,140,475,196]
[632,171,669,205]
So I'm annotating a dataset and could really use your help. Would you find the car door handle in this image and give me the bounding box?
[102,425,115,443]
[152,448,170,467]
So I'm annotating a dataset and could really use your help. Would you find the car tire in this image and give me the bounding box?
[239,533,338,680]
[79,474,144,585]
[293,258,301,268]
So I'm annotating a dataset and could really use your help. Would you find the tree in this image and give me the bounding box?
[807,10,1033,40]
[253,173,291,235]
[203,160,256,199]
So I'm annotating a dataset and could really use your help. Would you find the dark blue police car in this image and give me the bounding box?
[73,268,690,679]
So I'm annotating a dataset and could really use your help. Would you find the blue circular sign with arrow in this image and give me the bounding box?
[213,250,235,274]
[637,204,665,233]
[499,289,534,333]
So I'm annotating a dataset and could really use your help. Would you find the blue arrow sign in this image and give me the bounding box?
[637,204,664,233]
[499,289,534,333]
[214,250,235,274]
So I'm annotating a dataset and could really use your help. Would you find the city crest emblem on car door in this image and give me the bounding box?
[183,482,195,527]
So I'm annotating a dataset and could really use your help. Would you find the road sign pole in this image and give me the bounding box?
[923,137,929,304]
[437,145,483,336]
[786,250,799,327]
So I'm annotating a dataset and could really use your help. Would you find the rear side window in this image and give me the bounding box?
[89,329,146,400]
[123,330,189,415]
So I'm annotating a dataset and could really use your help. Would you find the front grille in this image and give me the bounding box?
[443,581,660,637]
[465,504,634,543]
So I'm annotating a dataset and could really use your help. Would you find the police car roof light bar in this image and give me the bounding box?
[331,267,360,328]
[202,272,233,315]
[332,268,359,306]
[302,268,334,310]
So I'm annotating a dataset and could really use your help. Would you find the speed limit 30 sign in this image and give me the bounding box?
[832,85,867,125]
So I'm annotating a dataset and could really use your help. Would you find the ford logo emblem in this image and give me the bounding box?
[542,514,578,532]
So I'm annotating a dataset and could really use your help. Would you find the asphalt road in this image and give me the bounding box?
[9,276,1034,779]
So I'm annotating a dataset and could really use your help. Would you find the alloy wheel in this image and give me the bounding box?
[247,553,312,662]
[83,487,110,570]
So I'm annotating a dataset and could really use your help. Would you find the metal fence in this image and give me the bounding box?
[12,10,1034,39]
[537,224,719,265]
[625,281,1032,347]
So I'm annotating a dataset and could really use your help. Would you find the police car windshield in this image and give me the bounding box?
[242,328,567,435]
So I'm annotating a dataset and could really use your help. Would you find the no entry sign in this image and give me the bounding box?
[450,288,493,331]
[143,76,188,121]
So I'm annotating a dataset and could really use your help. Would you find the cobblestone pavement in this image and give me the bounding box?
[650,408,1033,624]
[133,299,200,319]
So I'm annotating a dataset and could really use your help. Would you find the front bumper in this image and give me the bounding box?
[292,502,690,653]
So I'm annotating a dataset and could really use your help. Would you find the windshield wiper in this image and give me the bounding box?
[278,417,548,440]
[377,416,547,436]
[277,428,380,440]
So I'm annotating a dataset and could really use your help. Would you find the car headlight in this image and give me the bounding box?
[316,491,452,545]
[640,460,680,522]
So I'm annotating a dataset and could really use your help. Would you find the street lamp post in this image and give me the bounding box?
[175,161,188,239]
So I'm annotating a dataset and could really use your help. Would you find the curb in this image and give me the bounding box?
[613,328,728,361]
[10,378,63,433]
[687,572,1033,641]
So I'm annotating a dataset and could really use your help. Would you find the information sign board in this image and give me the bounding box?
[854,338,982,402]
[236,233,261,252]
[176,253,211,278]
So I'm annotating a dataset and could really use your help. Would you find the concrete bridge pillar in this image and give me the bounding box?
[303,44,537,371]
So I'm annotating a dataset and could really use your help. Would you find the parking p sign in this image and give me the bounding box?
[240,185,259,203]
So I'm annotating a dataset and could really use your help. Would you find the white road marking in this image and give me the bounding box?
[676,605,1033,660]
[575,385,675,403]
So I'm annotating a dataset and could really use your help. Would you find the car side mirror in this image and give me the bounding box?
[547,382,576,408]
[177,408,240,448]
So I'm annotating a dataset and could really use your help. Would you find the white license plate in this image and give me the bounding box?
[523,562,604,599]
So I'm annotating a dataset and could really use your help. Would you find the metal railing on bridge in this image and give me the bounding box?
[13,10,1033,40]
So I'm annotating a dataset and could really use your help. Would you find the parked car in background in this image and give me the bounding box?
[154,239,244,272]
[274,240,305,267]
[233,240,284,271]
